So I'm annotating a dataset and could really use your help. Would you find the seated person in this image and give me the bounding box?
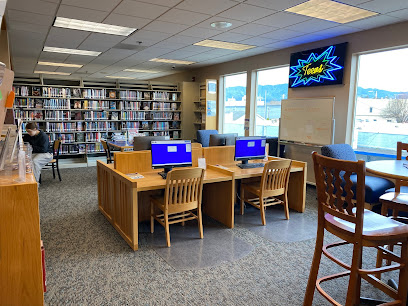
[23,122,53,182]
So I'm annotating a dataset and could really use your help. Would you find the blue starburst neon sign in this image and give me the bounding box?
[289,44,346,88]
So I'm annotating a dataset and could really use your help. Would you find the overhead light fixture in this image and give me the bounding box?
[34,71,71,76]
[194,39,255,51]
[54,17,137,36]
[285,0,378,23]
[105,76,137,79]
[43,46,101,56]
[149,58,195,65]
[124,69,161,73]
[210,21,232,29]
[38,61,83,68]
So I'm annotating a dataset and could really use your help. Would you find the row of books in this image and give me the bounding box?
[46,122,77,132]
[85,122,119,131]
[152,91,178,101]
[83,111,109,120]
[42,87,72,98]
[45,111,71,120]
[43,99,70,109]
[49,133,75,143]
[14,110,43,120]
[85,132,108,142]
[82,89,107,99]
[58,143,104,154]
[152,102,178,110]
[78,100,110,110]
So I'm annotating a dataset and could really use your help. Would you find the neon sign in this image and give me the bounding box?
[289,42,347,88]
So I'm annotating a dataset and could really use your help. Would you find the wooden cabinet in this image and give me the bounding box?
[0,172,43,305]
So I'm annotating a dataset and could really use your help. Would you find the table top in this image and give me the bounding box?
[108,140,133,149]
[366,160,408,180]
[215,162,304,179]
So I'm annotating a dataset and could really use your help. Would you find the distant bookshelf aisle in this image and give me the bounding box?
[12,78,182,156]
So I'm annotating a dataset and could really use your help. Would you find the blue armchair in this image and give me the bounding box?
[321,144,394,205]
[197,130,218,147]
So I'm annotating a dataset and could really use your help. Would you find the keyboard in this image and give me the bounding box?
[237,163,265,169]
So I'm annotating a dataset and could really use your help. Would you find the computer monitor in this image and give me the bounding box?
[151,140,192,178]
[133,135,170,151]
[235,136,266,165]
[209,133,238,147]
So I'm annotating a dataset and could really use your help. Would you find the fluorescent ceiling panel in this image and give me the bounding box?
[38,61,83,68]
[43,46,101,56]
[34,71,71,75]
[285,0,378,23]
[124,69,161,73]
[54,17,136,36]
[149,58,195,65]
[194,39,256,51]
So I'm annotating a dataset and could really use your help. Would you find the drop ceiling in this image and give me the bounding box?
[5,0,408,80]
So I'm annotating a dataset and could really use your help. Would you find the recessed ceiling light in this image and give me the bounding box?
[285,0,378,23]
[149,58,195,65]
[37,61,83,68]
[194,39,255,51]
[43,46,101,56]
[34,71,71,76]
[54,17,137,36]
[105,76,137,79]
[124,69,161,73]
[210,21,232,29]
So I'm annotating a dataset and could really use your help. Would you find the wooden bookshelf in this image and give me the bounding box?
[193,79,217,135]
[12,78,183,157]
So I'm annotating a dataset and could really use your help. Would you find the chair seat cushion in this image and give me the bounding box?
[348,174,394,204]
[325,209,408,238]
[380,192,408,205]
[385,186,408,194]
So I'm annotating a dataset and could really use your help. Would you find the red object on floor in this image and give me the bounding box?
[41,240,46,292]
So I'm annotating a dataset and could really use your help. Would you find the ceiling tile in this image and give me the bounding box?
[260,28,303,40]
[103,13,152,29]
[138,0,182,6]
[231,23,278,36]
[199,48,239,56]
[112,1,170,19]
[64,54,96,65]
[185,52,222,62]
[78,33,125,52]
[122,29,172,46]
[159,50,201,60]
[217,3,276,22]
[313,25,362,38]
[178,26,223,38]
[6,10,54,27]
[195,16,246,30]
[39,52,70,62]
[174,45,210,54]
[286,33,327,44]
[254,11,311,28]
[44,27,90,49]
[57,4,110,22]
[335,0,372,4]
[176,0,238,15]
[158,9,211,26]
[143,20,189,34]
[387,8,408,20]
[357,0,408,14]
[61,0,122,12]
[90,49,137,65]
[209,31,253,43]
[238,36,278,46]
[7,0,58,16]
[153,35,202,49]
[7,22,49,36]
[76,63,108,73]
[284,19,338,33]
[244,0,308,11]
[264,40,299,49]
[346,15,402,30]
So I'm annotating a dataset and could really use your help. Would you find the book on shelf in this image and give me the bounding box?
[143,92,151,100]
[32,87,41,96]
[109,91,116,99]
[75,112,82,120]
[111,112,119,120]
[141,102,150,110]
[109,101,116,109]
[74,101,81,109]
[72,88,81,98]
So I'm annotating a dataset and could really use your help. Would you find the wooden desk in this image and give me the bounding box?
[108,140,133,152]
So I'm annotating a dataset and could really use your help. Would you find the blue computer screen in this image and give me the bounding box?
[151,140,192,167]
[235,137,266,160]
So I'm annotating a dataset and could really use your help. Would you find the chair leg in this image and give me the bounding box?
[345,242,363,306]
[198,208,203,239]
[283,193,290,220]
[398,240,408,306]
[52,162,55,179]
[150,202,154,234]
[164,211,170,247]
[375,247,384,280]
[260,197,266,226]
[56,161,61,181]
[304,226,325,306]
[240,185,245,215]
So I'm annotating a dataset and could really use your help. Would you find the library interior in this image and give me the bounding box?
[3,0,408,305]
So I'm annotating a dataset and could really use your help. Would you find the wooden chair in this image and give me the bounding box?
[304,152,408,306]
[240,159,292,225]
[101,140,113,164]
[150,167,205,247]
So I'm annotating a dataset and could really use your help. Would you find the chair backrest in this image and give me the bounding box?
[321,144,357,162]
[53,139,61,158]
[133,135,169,151]
[101,140,112,163]
[260,159,292,197]
[312,151,365,233]
[165,167,205,212]
[209,133,238,147]
[196,130,218,147]
[397,142,408,160]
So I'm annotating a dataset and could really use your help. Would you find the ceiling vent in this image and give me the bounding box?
[112,43,147,51]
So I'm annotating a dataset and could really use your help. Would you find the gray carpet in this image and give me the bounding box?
[39,167,396,305]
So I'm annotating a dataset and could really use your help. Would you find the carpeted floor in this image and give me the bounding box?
[38,167,395,305]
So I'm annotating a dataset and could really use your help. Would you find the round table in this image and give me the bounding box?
[366,160,408,180]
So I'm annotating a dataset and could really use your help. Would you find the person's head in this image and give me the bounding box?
[25,122,40,136]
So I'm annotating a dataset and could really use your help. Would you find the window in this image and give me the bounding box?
[223,73,247,136]
[353,47,408,155]
[255,66,289,136]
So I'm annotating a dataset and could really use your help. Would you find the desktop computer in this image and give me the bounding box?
[151,140,192,179]
[235,136,267,169]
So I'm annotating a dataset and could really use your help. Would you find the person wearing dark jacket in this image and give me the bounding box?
[23,122,53,182]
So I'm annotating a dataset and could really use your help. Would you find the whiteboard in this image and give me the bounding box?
[279,98,334,146]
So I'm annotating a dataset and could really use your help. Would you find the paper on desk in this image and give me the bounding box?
[126,173,144,179]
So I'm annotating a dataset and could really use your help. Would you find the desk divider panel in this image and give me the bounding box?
[203,146,235,165]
